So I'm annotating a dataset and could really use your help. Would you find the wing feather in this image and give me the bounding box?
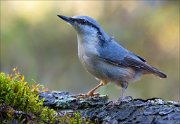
[97,39,167,78]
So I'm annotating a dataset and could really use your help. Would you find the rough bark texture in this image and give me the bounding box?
[39,91,180,124]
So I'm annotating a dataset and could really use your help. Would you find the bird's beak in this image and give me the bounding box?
[57,15,74,24]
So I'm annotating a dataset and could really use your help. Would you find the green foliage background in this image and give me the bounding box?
[1,1,179,101]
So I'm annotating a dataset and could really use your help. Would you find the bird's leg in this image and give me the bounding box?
[118,82,128,102]
[86,80,107,96]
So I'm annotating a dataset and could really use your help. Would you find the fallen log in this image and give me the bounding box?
[39,91,180,124]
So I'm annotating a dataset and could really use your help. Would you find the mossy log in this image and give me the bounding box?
[39,91,180,124]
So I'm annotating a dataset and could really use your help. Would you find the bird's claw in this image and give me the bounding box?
[87,91,100,97]
[117,96,133,104]
[76,92,100,99]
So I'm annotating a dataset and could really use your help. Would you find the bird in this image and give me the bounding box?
[57,15,167,101]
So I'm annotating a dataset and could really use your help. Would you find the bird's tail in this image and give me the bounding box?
[150,66,167,78]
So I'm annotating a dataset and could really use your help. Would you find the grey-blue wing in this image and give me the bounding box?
[97,40,146,68]
[97,40,166,78]
[97,40,129,62]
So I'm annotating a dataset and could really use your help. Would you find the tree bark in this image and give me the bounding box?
[39,91,180,124]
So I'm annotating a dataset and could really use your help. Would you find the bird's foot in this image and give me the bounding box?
[117,96,133,104]
[87,91,100,97]
[76,92,100,99]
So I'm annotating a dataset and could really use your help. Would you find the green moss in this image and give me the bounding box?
[0,68,91,123]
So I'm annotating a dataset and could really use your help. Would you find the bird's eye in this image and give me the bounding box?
[81,19,86,24]
[76,19,84,24]
[75,19,89,25]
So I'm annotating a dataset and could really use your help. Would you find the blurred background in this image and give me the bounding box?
[1,1,179,101]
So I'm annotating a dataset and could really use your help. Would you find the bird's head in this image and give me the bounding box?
[58,15,107,38]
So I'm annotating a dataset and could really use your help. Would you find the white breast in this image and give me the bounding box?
[77,34,99,58]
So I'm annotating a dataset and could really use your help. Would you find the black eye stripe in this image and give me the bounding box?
[74,19,100,31]
[74,19,92,25]
[73,18,106,46]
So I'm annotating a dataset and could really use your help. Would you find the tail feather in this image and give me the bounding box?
[150,67,167,78]
[142,63,167,78]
